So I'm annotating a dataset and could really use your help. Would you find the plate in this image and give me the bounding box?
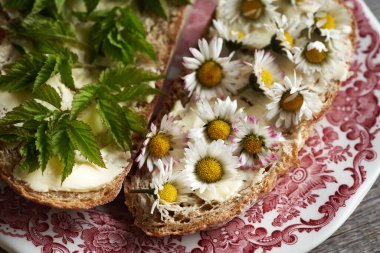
[1,0,380,252]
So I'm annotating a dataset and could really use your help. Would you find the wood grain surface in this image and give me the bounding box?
[0,1,379,253]
[311,2,380,253]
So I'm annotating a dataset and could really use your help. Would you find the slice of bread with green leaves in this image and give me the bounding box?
[0,0,187,209]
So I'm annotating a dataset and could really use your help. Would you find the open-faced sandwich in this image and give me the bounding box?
[124,0,357,236]
[0,0,188,209]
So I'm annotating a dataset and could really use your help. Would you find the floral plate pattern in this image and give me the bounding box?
[1,0,380,252]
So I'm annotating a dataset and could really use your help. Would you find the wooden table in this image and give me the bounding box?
[311,1,380,252]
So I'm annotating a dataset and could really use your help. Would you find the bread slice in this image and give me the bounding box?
[0,7,187,209]
[124,0,356,236]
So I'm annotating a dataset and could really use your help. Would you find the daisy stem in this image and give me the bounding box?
[128,188,155,194]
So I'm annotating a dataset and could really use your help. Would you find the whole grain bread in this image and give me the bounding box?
[124,1,357,236]
[0,7,187,209]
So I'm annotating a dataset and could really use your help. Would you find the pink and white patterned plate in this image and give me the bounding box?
[1,0,380,252]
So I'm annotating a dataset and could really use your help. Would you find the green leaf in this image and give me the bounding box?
[118,83,159,101]
[88,10,114,57]
[19,142,40,173]
[84,0,100,13]
[34,55,58,91]
[35,122,52,172]
[0,126,31,143]
[70,84,99,120]
[0,53,72,92]
[130,33,156,60]
[57,57,75,90]
[7,16,76,44]
[117,27,156,62]
[136,0,169,18]
[33,84,62,109]
[104,29,133,64]
[52,128,75,183]
[0,100,50,125]
[30,0,51,16]
[3,0,33,12]
[0,53,45,91]
[99,66,163,88]
[67,120,105,168]
[119,7,145,35]
[23,120,43,131]
[55,0,66,15]
[34,40,66,54]
[97,99,131,150]
[72,9,110,22]
[126,67,163,84]
[124,108,147,135]
[88,6,156,64]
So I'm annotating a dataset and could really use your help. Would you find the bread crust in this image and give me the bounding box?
[0,7,186,209]
[124,1,357,236]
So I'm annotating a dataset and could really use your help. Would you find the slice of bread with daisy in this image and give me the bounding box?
[124,0,356,236]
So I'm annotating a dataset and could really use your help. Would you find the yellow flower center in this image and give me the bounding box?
[305,48,327,64]
[195,157,223,183]
[284,32,294,47]
[261,68,273,88]
[206,119,231,141]
[229,30,245,40]
[280,91,304,112]
[158,183,178,203]
[197,61,223,87]
[243,134,263,154]
[148,133,171,158]
[240,0,264,21]
[316,13,335,29]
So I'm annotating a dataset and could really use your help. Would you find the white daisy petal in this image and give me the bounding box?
[294,39,344,80]
[244,50,283,97]
[217,0,280,29]
[232,115,282,169]
[150,158,192,221]
[189,48,204,62]
[189,97,245,144]
[265,71,323,129]
[183,37,245,100]
[137,114,188,171]
[182,139,242,202]
[310,1,353,43]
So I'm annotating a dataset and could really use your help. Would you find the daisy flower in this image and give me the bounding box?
[212,19,268,50]
[266,15,304,61]
[183,37,244,99]
[218,0,280,28]
[266,71,323,129]
[246,50,282,94]
[294,39,340,78]
[150,159,191,221]
[189,97,244,143]
[312,1,353,41]
[182,140,243,202]
[136,114,187,171]
[231,115,282,169]
[290,0,323,13]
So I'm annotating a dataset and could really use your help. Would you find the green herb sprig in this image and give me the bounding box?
[70,66,162,149]
[0,93,104,182]
[0,49,77,92]
[87,6,156,65]
[0,0,189,182]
